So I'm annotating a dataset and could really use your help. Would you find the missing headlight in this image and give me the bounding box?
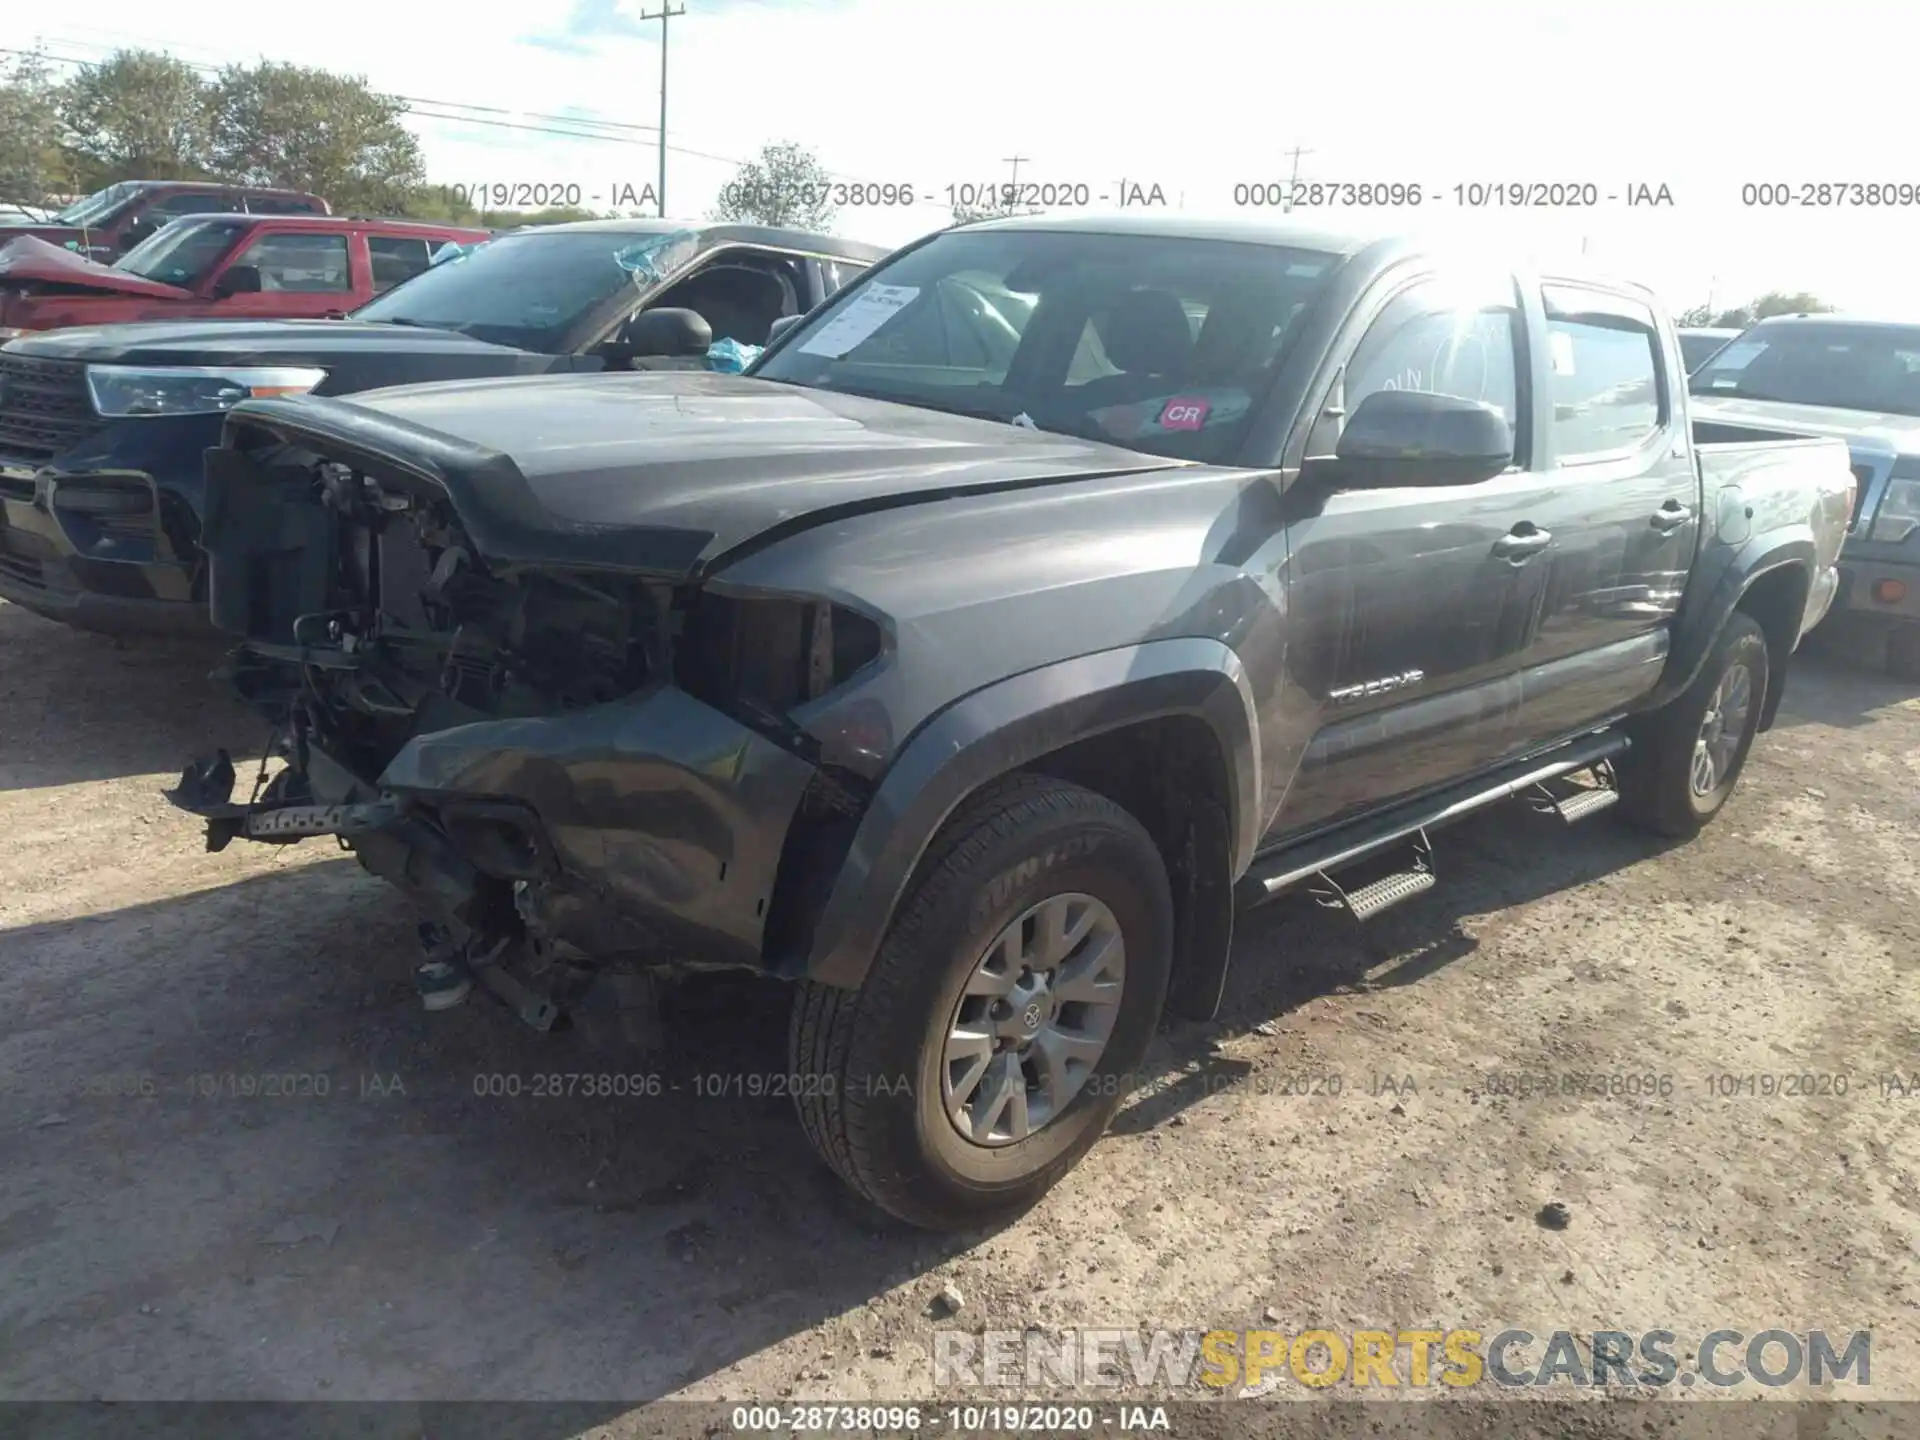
[676,592,883,714]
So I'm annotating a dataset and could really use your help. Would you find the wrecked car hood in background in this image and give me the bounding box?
[0,234,192,300]
[224,370,1188,579]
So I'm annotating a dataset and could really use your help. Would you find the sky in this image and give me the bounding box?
[7,0,1920,318]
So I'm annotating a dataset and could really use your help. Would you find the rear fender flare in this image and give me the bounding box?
[1647,532,1815,716]
[802,638,1261,989]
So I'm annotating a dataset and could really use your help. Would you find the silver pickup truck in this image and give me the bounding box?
[169,217,1854,1229]
[1691,315,1920,676]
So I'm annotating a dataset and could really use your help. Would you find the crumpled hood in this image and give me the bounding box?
[0,235,191,300]
[222,369,1189,578]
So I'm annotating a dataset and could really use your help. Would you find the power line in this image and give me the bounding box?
[639,4,687,218]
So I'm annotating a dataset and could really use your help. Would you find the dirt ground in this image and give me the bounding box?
[2,595,1917,1432]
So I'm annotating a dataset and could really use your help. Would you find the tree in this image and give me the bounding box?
[0,50,65,207]
[209,61,425,213]
[711,141,837,231]
[58,49,213,180]
[1675,303,1714,328]
[1704,291,1833,330]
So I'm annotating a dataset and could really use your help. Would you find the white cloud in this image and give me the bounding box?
[8,0,1920,315]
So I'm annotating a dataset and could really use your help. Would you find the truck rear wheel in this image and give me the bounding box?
[1618,612,1770,839]
[790,775,1173,1231]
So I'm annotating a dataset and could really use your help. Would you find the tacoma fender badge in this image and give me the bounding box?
[1329,669,1425,704]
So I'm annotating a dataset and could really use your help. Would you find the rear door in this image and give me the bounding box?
[1503,282,1697,744]
[1274,272,1564,834]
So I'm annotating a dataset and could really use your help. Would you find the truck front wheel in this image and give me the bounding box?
[790,775,1174,1231]
[1618,612,1770,839]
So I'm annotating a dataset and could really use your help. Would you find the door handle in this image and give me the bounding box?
[1492,524,1552,560]
[1650,502,1693,533]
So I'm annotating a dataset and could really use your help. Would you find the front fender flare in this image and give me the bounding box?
[802,638,1262,989]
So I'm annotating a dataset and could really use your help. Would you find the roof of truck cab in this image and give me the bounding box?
[514,218,889,260]
[122,180,322,198]
[1744,314,1920,331]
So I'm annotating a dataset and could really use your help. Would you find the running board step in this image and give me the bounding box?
[1308,832,1436,921]
[1241,729,1631,909]
[1526,760,1620,824]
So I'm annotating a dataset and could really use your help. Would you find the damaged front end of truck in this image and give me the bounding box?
[166,395,882,1034]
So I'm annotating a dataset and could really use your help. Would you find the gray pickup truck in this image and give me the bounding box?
[167,215,1854,1231]
[1689,315,1920,677]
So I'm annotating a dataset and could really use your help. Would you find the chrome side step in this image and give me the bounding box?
[1244,729,1631,911]
[1308,830,1436,921]
[1526,760,1620,825]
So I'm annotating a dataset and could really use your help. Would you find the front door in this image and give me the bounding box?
[1272,276,1560,837]
[207,229,358,318]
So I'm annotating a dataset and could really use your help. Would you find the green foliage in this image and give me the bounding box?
[59,49,212,179]
[209,62,425,212]
[1678,292,1834,331]
[0,51,66,208]
[710,141,837,231]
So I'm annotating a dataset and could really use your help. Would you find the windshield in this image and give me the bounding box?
[115,217,251,286]
[1679,332,1735,374]
[751,228,1341,462]
[352,228,698,352]
[49,183,140,228]
[1691,322,1920,416]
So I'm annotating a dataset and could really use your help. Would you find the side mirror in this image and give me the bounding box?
[615,306,712,358]
[1311,389,1514,490]
[766,313,805,347]
[214,264,263,297]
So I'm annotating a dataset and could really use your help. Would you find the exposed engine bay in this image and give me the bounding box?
[169,425,881,1036]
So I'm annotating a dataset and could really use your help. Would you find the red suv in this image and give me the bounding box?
[0,180,331,262]
[0,214,492,337]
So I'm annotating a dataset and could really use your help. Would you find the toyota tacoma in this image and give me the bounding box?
[167,215,1855,1230]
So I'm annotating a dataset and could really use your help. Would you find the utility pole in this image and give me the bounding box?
[1002,155,1029,212]
[642,3,687,217]
[1282,146,1313,213]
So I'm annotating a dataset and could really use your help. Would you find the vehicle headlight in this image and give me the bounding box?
[86,365,327,418]
[1871,477,1920,544]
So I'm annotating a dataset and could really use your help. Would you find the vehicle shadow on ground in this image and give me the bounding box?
[1767,633,1920,732]
[0,859,980,1408]
[0,602,261,792]
[1110,794,1683,1136]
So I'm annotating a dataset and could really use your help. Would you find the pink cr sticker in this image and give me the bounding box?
[1158,397,1212,431]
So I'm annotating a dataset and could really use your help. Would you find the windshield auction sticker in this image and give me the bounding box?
[797,283,920,358]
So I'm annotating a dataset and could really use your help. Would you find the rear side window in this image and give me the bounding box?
[234,231,352,292]
[152,191,239,219]
[369,235,434,293]
[1542,286,1664,463]
[248,195,326,215]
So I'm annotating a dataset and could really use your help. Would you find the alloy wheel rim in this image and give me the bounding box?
[1691,661,1754,797]
[940,891,1126,1147]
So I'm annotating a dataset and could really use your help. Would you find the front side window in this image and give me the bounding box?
[115,218,251,287]
[1344,289,1522,427]
[1691,321,1920,417]
[232,232,352,292]
[152,191,239,219]
[1543,289,1663,461]
[49,183,138,227]
[752,229,1340,462]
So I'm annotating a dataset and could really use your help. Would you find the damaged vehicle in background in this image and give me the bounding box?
[0,213,492,339]
[0,221,883,633]
[169,215,1853,1230]
[0,180,330,262]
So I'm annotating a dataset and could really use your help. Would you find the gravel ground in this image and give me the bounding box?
[2,596,1916,1434]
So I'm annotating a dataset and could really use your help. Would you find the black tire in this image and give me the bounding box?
[790,774,1173,1231]
[1618,612,1770,839]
